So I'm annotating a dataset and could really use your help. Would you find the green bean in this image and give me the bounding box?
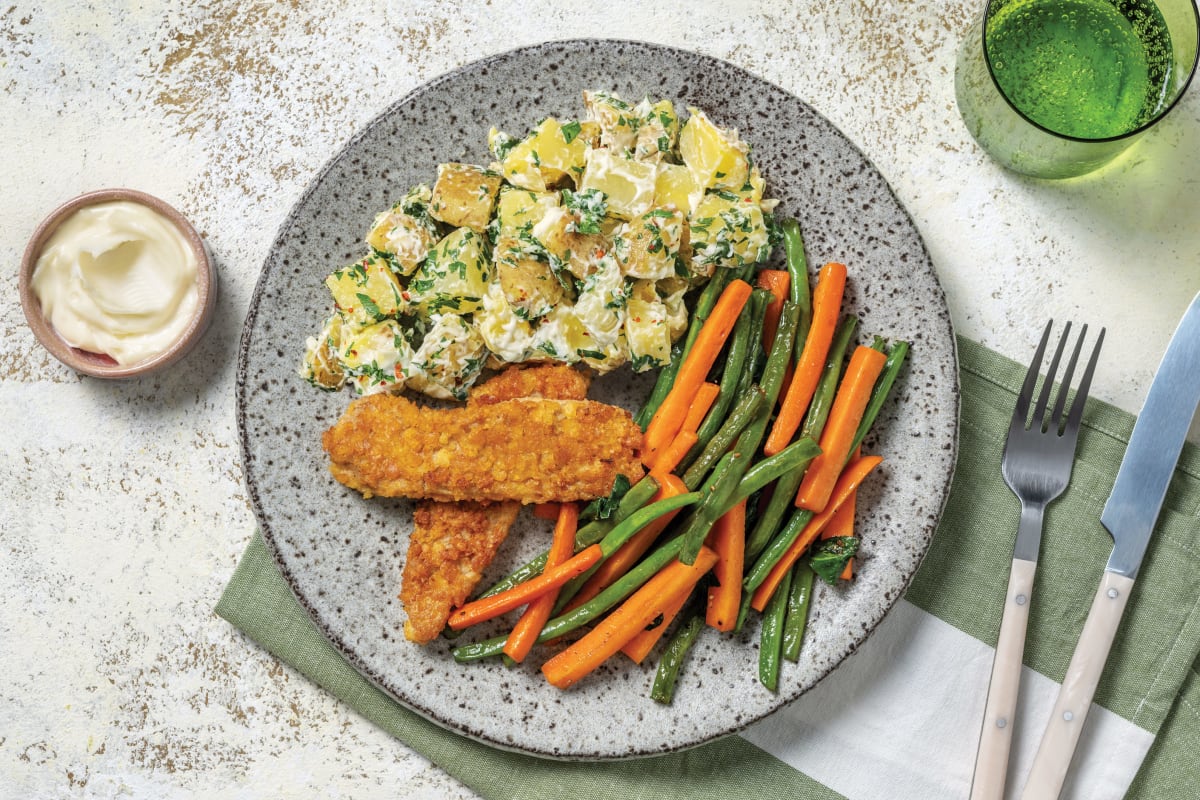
[635,341,683,429]
[744,506,814,594]
[745,467,805,561]
[849,340,910,455]
[781,566,815,662]
[730,438,821,509]
[800,315,859,441]
[596,492,702,558]
[478,475,659,598]
[734,290,771,400]
[678,452,745,564]
[650,612,705,704]
[781,219,809,308]
[452,534,689,662]
[682,387,765,490]
[734,587,755,632]
[781,219,812,350]
[758,562,794,691]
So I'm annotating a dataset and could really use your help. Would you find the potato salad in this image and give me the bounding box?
[300,90,778,400]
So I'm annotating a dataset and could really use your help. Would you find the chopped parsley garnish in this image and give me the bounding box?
[562,188,608,235]
[560,120,582,144]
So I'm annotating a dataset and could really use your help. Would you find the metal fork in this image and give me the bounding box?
[969,320,1105,800]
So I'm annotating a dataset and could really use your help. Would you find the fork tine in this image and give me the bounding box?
[1049,324,1088,433]
[1015,320,1054,428]
[1032,321,1071,431]
[1064,327,1105,436]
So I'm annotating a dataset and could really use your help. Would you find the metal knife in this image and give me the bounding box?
[1020,291,1200,800]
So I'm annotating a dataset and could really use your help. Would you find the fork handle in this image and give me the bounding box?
[1019,571,1134,800]
[970,557,1037,800]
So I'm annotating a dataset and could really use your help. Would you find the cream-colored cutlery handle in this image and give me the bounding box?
[970,558,1037,800]
[1020,570,1134,800]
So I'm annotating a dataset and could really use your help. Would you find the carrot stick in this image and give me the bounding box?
[705,498,747,632]
[823,490,857,580]
[756,270,790,354]
[620,584,692,663]
[682,382,720,435]
[750,455,882,611]
[503,503,579,662]
[542,547,720,689]
[822,448,859,581]
[532,503,560,520]
[795,346,888,511]
[448,543,603,630]
[561,474,689,613]
[649,430,698,477]
[643,279,753,465]
[764,262,847,455]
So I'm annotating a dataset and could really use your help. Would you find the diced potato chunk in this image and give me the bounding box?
[494,235,566,320]
[657,276,691,342]
[366,211,438,277]
[495,187,559,238]
[407,227,491,315]
[613,207,685,281]
[429,163,502,232]
[407,314,488,400]
[572,255,628,351]
[580,335,629,374]
[325,254,406,326]
[532,204,611,280]
[689,191,771,274]
[499,118,597,192]
[299,313,346,390]
[583,90,640,152]
[340,319,415,395]
[625,280,671,372]
[473,280,535,363]
[634,98,680,162]
[679,108,750,191]
[654,162,703,215]
[579,149,656,220]
[529,304,596,365]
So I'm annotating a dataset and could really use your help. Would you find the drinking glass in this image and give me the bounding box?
[955,0,1199,179]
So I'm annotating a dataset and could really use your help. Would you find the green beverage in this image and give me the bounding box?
[985,0,1175,139]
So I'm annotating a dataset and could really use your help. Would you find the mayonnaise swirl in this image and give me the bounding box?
[31,200,199,366]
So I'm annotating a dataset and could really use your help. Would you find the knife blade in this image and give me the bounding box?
[1101,293,1200,578]
[1021,290,1200,800]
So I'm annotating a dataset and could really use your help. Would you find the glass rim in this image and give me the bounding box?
[981,0,1200,144]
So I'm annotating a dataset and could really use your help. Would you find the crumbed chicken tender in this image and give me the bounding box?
[323,394,644,503]
[401,500,520,644]
[400,364,594,643]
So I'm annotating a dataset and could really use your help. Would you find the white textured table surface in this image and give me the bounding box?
[3,2,1198,797]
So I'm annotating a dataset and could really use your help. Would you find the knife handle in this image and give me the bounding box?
[1020,571,1134,800]
[970,558,1037,800]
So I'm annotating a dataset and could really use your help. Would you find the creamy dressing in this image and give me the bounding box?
[31,200,199,366]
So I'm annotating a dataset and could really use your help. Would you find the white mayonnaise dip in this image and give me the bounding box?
[30,200,199,366]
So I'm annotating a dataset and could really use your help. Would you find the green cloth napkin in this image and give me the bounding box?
[216,336,1200,799]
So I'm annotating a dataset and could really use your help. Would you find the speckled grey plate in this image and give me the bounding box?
[237,39,959,760]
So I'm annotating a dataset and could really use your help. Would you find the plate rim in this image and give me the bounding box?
[236,37,961,760]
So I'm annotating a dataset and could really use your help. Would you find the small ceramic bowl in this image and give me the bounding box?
[18,188,217,379]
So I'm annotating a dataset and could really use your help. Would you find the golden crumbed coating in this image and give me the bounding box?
[399,363,593,644]
[401,500,520,644]
[467,364,591,405]
[323,394,645,504]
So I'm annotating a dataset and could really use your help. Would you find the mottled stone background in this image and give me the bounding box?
[2,1,1197,797]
